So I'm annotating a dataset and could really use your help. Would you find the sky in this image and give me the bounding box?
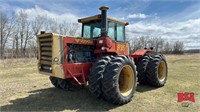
[0,0,200,49]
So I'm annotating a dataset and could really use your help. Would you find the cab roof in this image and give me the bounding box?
[78,14,129,26]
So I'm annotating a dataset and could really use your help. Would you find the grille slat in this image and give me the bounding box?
[39,35,52,73]
[40,38,52,42]
[40,60,52,65]
[41,56,52,61]
[41,47,52,51]
[41,52,52,56]
[41,43,52,46]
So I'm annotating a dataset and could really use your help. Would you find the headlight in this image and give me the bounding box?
[54,57,59,62]
[101,47,106,50]
[99,40,103,44]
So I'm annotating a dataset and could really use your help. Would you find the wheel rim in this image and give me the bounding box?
[158,60,167,81]
[118,65,134,97]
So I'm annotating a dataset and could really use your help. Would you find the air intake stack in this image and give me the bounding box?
[99,6,109,37]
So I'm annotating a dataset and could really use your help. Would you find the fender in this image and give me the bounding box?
[130,49,153,58]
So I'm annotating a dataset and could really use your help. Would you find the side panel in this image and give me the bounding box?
[130,49,153,58]
[94,41,129,55]
[115,42,129,55]
[52,34,65,79]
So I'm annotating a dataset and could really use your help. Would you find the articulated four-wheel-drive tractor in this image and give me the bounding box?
[37,6,168,105]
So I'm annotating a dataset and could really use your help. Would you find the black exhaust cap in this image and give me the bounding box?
[40,31,46,34]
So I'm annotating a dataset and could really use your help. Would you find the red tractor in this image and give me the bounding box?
[37,6,168,105]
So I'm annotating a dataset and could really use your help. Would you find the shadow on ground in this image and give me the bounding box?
[1,88,117,111]
[1,85,158,111]
[136,84,158,93]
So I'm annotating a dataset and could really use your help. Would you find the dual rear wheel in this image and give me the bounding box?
[136,54,168,87]
[146,54,168,86]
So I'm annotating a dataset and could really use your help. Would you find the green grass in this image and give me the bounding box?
[166,54,199,92]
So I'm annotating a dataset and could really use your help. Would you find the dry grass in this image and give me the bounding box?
[0,58,37,68]
[0,54,199,111]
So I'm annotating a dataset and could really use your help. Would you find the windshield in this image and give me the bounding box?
[83,21,101,38]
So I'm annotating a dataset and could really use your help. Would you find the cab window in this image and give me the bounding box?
[108,21,125,42]
[116,24,124,41]
[83,25,91,38]
[108,22,115,40]
[83,21,101,38]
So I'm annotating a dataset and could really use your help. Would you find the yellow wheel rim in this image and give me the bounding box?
[158,60,167,81]
[118,65,134,97]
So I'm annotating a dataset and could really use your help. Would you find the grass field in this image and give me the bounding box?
[0,54,199,112]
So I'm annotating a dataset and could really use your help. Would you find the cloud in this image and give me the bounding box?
[127,13,148,19]
[6,1,199,50]
[15,5,79,23]
[126,18,200,49]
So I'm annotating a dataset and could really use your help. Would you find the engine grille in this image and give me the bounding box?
[38,35,52,73]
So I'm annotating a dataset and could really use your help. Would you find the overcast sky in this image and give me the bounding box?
[1,0,200,49]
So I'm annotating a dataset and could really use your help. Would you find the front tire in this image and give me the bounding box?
[49,76,81,91]
[102,56,137,105]
[88,56,111,99]
[49,76,61,88]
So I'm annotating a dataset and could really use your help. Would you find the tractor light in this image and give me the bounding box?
[54,57,59,62]
[99,40,103,44]
[49,67,52,71]
[101,46,106,51]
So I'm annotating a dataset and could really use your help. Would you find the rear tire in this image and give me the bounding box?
[135,55,150,84]
[102,56,137,105]
[88,56,111,99]
[146,54,168,87]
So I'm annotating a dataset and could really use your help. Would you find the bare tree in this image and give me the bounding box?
[148,37,164,53]
[68,23,80,36]
[47,18,58,33]
[0,12,7,59]
[129,36,165,53]
[32,15,46,36]
[59,21,70,35]
[15,10,34,57]
[0,12,15,59]
[59,22,81,36]
[163,41,173,54]
[128,36,150,52]
[23,22,34,56]
[173,41,184,54]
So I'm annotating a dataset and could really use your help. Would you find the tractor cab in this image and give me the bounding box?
[78,7,128,42]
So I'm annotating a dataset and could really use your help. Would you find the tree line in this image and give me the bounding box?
[0,10,184,59]
[128,36,184,54]
[0,10,81,59]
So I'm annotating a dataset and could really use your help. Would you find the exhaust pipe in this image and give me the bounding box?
[99,6,109,37]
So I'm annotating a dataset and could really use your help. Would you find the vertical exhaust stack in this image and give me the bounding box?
[99,6,109,37]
